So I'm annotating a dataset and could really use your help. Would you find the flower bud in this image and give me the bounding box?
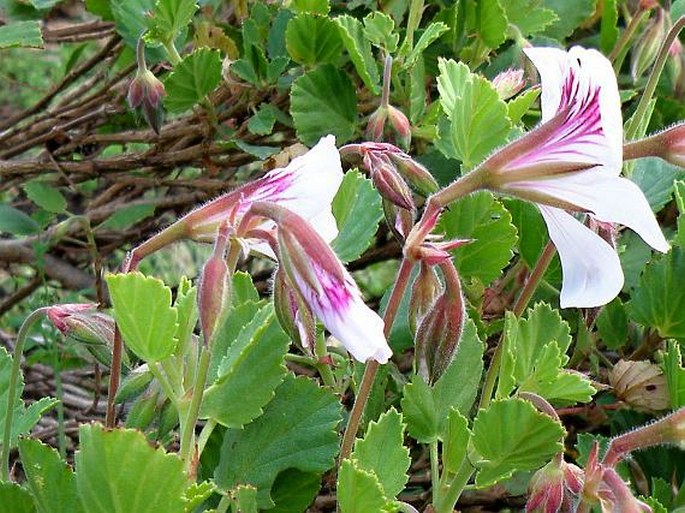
[197,221,232,345]
[387,151,439,196]
[364,152,415,211]
[408,263,441,334]
[492,68,525,100]
[387,105,412,150]
[601,468,653,513]
[366,106,388,142]
[382,199,415,241]
[125,388,160,431]
[115,363,154,403]
[631,7,668,82]
[656,122,685,168]
[527,457,584,513]
[272,267,316,354]
[414,261,465,383]
[128,38,166,134]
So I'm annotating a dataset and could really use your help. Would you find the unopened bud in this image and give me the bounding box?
[657,122,685,167]
[128,38,166,134]
[631,7,668,82]
[492,68,526,100]
[366,106,388,142]
[414,262,465,383]
[387,151,439,196]
[409,263,441,334]
[197,222,232,345]
[526,461,565,513]
[273,267,316,354]
[601,468,653,513]
[125,388,160,431]
[387,105,412,150]
[382,199,415,241]
[365,152,415,210]
[115,363,154,403]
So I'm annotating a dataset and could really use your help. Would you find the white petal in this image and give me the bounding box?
[539,206,624,308]
[512,173,669,252]
[323,294,392,363]
[308,209,339,243]
[523,46,567,121]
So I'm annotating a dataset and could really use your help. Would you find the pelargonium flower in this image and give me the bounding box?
[248,201,392,364]
[477,46,669,307]
[125,135,342,269]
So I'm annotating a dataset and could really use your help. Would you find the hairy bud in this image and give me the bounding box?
[197,222,232,345]
[492,68,526,100]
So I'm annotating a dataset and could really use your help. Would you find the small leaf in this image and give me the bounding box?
[290,0,329,14]
[23,181,67,214]
[269,469,321,513]
[475,0,508,48]
[436,59,512,168]
[18,439,84,513]
[106,272,178,362]
[98,204,156,230]
[600,0,619,53]
[214,376,341,508]
[503,0,558,37]
[146,0,198,45]
[443,409,472,474]
[351,408,410,499]
[232,271,260,306]
[233,485,258,513]
[75,424,187,513]
[542,0,597,40]
[331,169,383,263]
[363,12,399,52]
[662,341,685,409]
[437,191,518,285]
[285,13,342,67]
[596,298,628,350]
[404,22,449,68]
[334,15,381,94]
[0,205,40,236]
[470,398,565,487]
[507,87,541,125]
[337,460,388,513]
[165,49,222,113]
[200,303,288,428]
[631,158,682,212]
[0,21,43,49]
[673,180,685,248]
[290,65,357,146]
[247,105,278,136]
[628,247,685,338]
[0,482,36,513]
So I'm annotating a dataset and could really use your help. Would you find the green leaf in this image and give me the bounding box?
[214,376,341,508]
[404,22,449,69]
[23,181,67,214]
[619,230,653,292]
[331,169,383,263]
[0,482,36,513]
[106,272,178,362]
[290,0,329,14]
[542,0,597,40]
[85,0,114,20]
[29,0,62,8]
[337,460,388,513]
[674,0,685,21]
[290,65,357,146]
[402,318,484,443]
[234,485,258,513]
[628,247,685,338]
[0,205,40,235]
[18,439,84,513]
[75,424,187,513]
[164,49,222,113]
[437,191,518,285]
[442,409,472,474]
[631,158,682,212]
[674,180,685,248]
[503,0,558,37]
[334,15,381,94]
[173,277,197,352]
[269,469,321,513]
[0,21,43,48]
[501,198,548,268]
[596,298,628,350]
[112,0,162,56]
[98,204,156,230]
[247,105,278,136]
[351,408,410,499]
[200,303,289,428]
[183,481,216,512]
[507,87,541,125]
[470,398,565,487]
[0,347,57,450]
[232,271,260,306]
[436,59,512,168]
[363,12,399,52]
[475,0,508,48]
[146,0,198,45]
[662,341,685,409]
[285,13,342,67]
[600,0,619,53]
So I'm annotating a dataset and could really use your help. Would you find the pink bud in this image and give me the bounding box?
[197,222,232,345]
[526,462,565,513]
[46,303,98,334]
[364,152,415,211]
[492,68,526,100]
[127,68,166,134]
[272,267,316,354]
[408,263,441,334]
[366,106,388,141]
[657,122,685,168]
[387,105,412,149]
[387,151,439,196]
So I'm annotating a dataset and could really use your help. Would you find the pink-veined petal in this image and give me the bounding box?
[539,206,624,308]
[512,173,669,253]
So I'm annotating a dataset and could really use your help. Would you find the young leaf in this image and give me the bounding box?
[337,460,388,513]
[596,298,628,350]
[23,181,67,214]
[502,0,558,37]
[0,21,43,49]
[164,49,222,113]
[18,439,84,513]
[331,169,383,263]
[334,15,381,94]
[290,0,329,14]
[75,424,187,513]
[437,191,518,285]
[0,205,40,236]
[200,303,289,428]
[247,105,278,136]
[285,13,342,67]
[600,0,619,53]
[232,271,260,306]
[662,340,685,409]
[442,409,472,475]
[214,376,341,508]
[470,398,565,487]
[98,204,156,231]
[475,0,508,49]
[507,87,541,125]
[234,485,258,513]
[404,22,449,68]
[436,59,512,168]
[628,247,685,338]
[351,408,410,499]
[290,65,357,146]
[363,12,399,52]
[106,272,178,362]
[146,0,198,45]
[0,482,36,513]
